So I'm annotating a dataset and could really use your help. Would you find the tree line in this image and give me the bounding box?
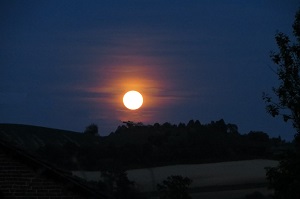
[37,119,288,171]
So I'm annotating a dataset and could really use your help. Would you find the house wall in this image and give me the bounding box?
[0,147,86,198]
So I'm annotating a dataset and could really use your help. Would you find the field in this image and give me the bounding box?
[73,159,278,199]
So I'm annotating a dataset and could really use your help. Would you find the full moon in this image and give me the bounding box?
[123,90,143,110]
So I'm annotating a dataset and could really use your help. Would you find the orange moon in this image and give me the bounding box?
[123,90,143,110]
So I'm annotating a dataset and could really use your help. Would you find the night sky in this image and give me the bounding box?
[1,0,299,140]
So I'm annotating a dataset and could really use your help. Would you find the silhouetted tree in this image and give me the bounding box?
[187,120,195,128]
[194,120,201,128]
[263,9,300,141]
[154,122,161,129]
[264,9,300,199]
[123,121,134,128]
[178,122,186,128]
[162,122,172,129]
[266,154,300,199]
[122,121,144,128]
[157,175,192,199]
[84,123,99,136]
[227,123,239,134]
[101,170,139,199]
[247,131,269,142]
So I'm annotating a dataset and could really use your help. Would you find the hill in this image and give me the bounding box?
[0,123,102,149]
[0,120,291,171]
[73,159,278,198]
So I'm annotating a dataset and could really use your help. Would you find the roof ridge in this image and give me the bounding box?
[0,138,111,199]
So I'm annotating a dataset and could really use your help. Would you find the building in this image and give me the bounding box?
[0,139,110,198]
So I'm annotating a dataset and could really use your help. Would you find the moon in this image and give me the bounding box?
[123,90,143,110]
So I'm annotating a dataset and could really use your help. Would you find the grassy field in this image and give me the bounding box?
[126,159,277,198]
[127,159,277,191]
[73,159,277,198]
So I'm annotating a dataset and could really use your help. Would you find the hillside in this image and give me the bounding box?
[0,123,102,149]
[73,159,278,198]
[0,121,290,171]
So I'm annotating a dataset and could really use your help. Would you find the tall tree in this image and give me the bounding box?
[84,123,99,136]
[264,9,300,199]
[263,9,300,141]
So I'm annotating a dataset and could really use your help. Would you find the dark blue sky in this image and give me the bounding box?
[1,0,299,140]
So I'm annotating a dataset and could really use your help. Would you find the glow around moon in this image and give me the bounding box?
[123,90,143,110]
